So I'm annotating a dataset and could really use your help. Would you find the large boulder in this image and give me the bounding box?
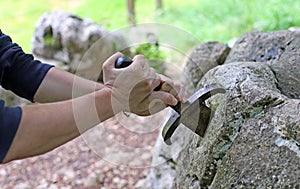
[145,30,300,188]
[181,42,230,94]
[32,10,128,79]
[225,30,300,99]
[141,42,230,189]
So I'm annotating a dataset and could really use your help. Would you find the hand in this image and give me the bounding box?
[102,54,179,116]
[102,52,124,87]
[145,74,188,114]
[158,74,188,103]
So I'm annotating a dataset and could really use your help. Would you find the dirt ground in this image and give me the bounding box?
[0,110,171,189]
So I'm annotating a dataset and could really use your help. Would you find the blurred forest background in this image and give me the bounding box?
[1,0,299,53]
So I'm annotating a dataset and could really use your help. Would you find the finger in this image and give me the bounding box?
[141,68,161,93]
[148,98,167,115]
[159,79,180,99]
[177,84,188,103]
[170,87,179,100]
[149,91,178,107]
[132,54,148,70]
[149,70,161,91]
[146,91,178,115]
[102,52,123,70]
[160,82,173,92]
[157,74,177,93]
[158,74,172,82]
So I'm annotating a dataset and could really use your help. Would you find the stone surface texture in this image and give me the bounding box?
[225,30,300,99]
[181,42,230,95]
[145,30,300,189]
[32,10,127,78]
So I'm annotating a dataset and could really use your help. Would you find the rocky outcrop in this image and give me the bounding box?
[145,30,300,188]
[32,10,128,78]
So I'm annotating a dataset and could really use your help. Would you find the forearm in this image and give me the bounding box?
[3,88,114,163]
[34,67,105,103]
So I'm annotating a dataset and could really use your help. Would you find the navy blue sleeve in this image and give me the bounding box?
[0,30,53,101]
[0,101,22,162]
[0,30,53,163]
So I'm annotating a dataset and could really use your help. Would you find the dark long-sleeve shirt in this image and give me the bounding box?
[0,30,53,162]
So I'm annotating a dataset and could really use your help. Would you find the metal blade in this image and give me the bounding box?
[162,108,180,145]
[187,83,226,104]
[162,83,226,145]
[180,83,225,135]
[180,101,211,136]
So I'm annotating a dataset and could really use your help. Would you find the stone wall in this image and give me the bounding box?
[145,30,300,188]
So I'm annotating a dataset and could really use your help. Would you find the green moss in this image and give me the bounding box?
[43,32,55,46]
[133,42,166,74]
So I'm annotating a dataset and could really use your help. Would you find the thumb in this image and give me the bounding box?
[102,52,123,70]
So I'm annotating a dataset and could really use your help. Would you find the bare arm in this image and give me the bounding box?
[3,88,114,163]
[2,54,182,163]
[33,52,125,103]
[33,66,104,102]
[3,54,122,163]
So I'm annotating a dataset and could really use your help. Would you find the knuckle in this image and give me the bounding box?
[102,63,108,70]
[149,67,156,73]
[146,80,153,92]
[134,54,145,59]
[102,62,112,71]
[171,88,178,95]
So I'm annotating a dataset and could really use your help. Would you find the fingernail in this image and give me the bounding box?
[172,98,178,105]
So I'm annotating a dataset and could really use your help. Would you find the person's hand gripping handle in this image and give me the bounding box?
[114,56,182,113]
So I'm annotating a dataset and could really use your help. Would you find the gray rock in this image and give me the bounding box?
[144,124,195,189]
[174,62,300,188]
[271,33,300,99]
[225,30,300,99]
[146,30,300,189]
[224,30,293,64]
[211,100,300,188]
[181,42,230,95]
[32,10,128,79]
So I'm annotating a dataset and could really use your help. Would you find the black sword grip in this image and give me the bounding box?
[115,56,133,68]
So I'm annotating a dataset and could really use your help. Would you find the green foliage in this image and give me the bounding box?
[134,42,166,74]
[43,31,55,46]
[1,0,299,53]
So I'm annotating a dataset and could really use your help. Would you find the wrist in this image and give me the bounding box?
[93,88,113,121]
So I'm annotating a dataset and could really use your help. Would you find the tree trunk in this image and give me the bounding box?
[127,0,136,25]
[156,0,163,10]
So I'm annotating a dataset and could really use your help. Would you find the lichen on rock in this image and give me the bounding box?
[145,30,300,189]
